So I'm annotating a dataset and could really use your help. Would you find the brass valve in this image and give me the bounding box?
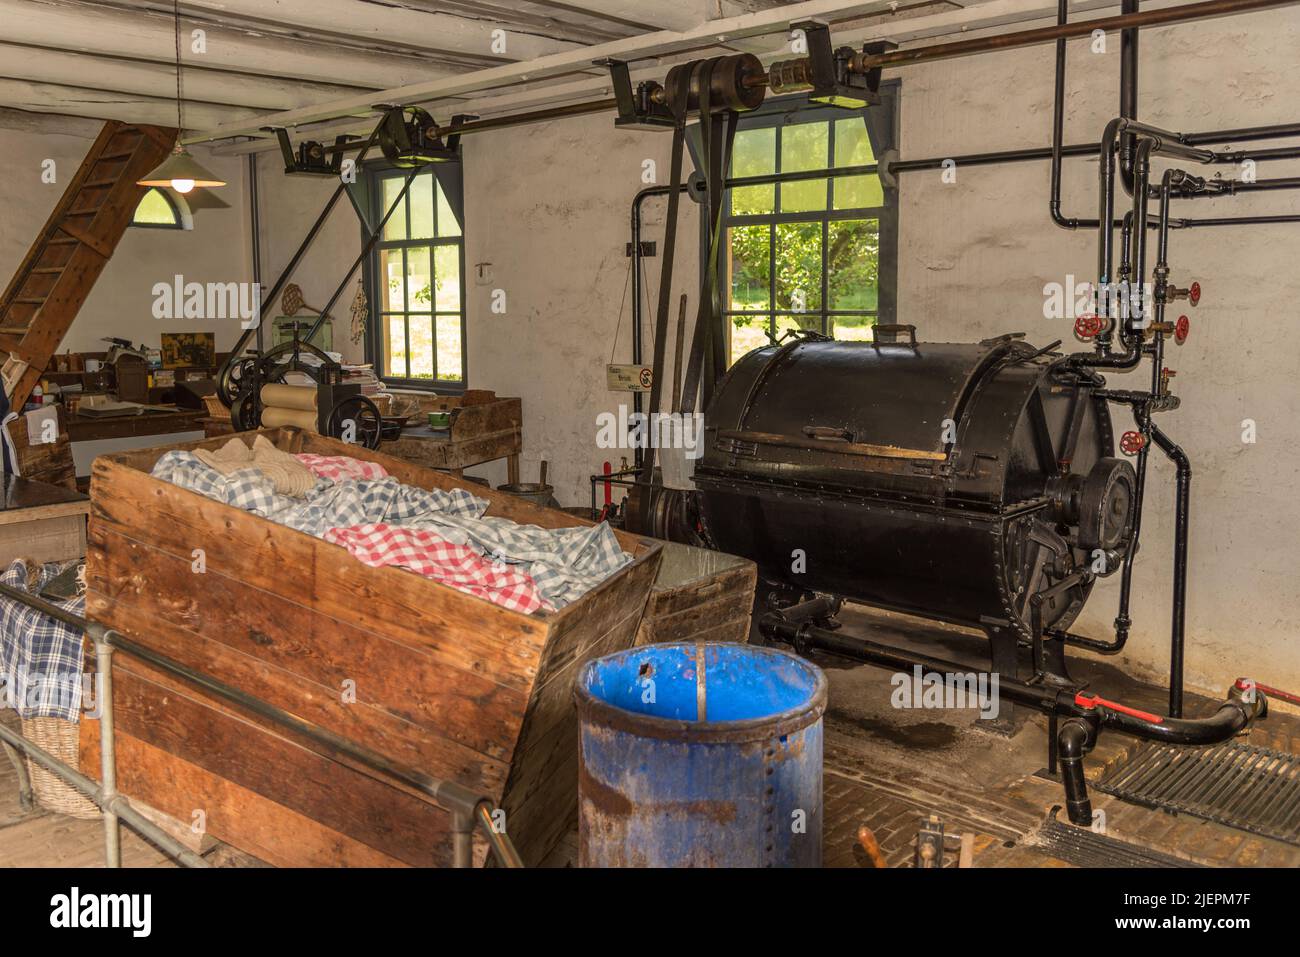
[1166,281,1201,306]
[1145,315,1191,344]
[1159,367,1178,396]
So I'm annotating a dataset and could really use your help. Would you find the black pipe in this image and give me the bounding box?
[1058,719,1094,825]
[1151,423,1192,718]
[1119,0,1140,196]
[759,612,1262,745]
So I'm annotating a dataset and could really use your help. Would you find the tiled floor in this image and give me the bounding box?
[4,605,1299,868]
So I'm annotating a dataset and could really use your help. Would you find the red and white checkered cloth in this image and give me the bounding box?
[323,523,545,614]
[296,454,389,483]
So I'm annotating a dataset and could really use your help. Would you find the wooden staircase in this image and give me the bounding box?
[0,121,176,409]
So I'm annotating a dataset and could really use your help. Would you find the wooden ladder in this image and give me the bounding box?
[0,121,176,409]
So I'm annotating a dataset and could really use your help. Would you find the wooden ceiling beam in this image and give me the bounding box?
[186,0,910,142]
[0,0,466,90]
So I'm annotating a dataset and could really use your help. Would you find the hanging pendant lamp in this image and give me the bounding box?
[138,0,225,193]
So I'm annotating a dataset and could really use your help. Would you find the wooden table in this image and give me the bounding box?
[380,395,522,482]
[66,408,205,443]
[0,475,89,566]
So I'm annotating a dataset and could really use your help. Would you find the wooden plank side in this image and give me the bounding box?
[498,549,660,864]
[636,590,755,646]
[80,726,407,868]
[88,457,549,688]
[89,584,510,797]
[86,525,528,767]
[102,663,459,867]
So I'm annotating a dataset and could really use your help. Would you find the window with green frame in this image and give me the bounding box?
[723,90,897,365]
[368,167,466,387]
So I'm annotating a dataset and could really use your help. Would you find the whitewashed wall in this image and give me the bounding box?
[892,7,1300,694]
[0,111,251,355]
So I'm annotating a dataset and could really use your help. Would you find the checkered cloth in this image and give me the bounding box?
[150,451,631,612]
[296,453,389,483]
[324,524,544,614]
[0,560,87,721]
[403,512,631,609]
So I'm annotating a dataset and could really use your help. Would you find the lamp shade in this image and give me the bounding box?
[137,146,225,193]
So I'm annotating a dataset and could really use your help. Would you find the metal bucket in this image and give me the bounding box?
[496,482,554,507]
[575,642,826,867]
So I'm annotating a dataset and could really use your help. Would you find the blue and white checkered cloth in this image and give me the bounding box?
[0,560,87,721]
[150,451,631,610]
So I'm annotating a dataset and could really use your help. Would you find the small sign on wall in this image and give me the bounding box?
[607,364,653,392]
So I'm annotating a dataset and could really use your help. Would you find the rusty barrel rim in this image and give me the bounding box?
[574,642,827,745]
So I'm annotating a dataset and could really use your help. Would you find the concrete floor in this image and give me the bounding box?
[3,604,1299,868]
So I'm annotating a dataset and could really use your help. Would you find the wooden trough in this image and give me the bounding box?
[78,428,662,867]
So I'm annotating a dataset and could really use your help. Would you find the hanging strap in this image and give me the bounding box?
[680,58,738,417]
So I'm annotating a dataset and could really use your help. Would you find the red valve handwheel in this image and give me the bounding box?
[1174,315,1190,345]
[1188,281,1201,307]
[1120,431,1147,456]
[1074,313,1105,339]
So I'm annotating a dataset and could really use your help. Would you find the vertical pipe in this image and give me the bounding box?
[248,152,264,355]
[1049,0,1073,228]
[96,638,121,868]
[451,810,473,867]
[1119,0,1140,195]
[1151,425,1191,718]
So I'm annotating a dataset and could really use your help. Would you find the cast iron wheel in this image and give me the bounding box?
[326,395,382,450]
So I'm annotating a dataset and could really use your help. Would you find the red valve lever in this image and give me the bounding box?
[1174,315,1190,345]
[1120,431,1147,456]
[1188,281,1201,307]
[1074,692,1164,724]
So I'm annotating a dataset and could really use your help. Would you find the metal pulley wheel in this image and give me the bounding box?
[1076,457,1137,552]
[663,53,765,114]
[230,391,259,432]
[378,106,444,168]
[326,395,383,450]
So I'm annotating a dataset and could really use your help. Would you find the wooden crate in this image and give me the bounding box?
[634,542,757,646]
[78,428,662,867]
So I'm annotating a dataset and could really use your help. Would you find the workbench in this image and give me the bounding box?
[379,394,522,482]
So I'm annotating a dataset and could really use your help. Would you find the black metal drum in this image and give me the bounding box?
[692,331,1135,642]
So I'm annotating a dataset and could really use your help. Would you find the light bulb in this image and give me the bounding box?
[171,178,195,194]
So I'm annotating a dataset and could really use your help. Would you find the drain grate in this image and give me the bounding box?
[1095,741,1300,846]
[1033,808,1203,867]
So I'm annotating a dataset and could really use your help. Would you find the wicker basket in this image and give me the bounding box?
[20,716,100,819]
[202,393,231,421]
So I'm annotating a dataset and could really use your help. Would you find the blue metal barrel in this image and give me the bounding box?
[575,642,826,867]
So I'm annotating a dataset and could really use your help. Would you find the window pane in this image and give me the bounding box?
[729,316,769,366]
[410,173,434,240]
[780,122,828,213]
[729,225,771,312]
[379,249,404,312]
[834,175,884,210]
[775,222,823,313]
[437,317,463,381]
[834,118,874,166]
[832,315,875,342]
[381,177,408,240]
[405,246,433,311]
[134,188,176,225]
[409,317,434,379]
[827,219,879,311]
[436,179,461,238]
[731,127,775,215]
[383,314,408,378]
[433,245,460,312]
